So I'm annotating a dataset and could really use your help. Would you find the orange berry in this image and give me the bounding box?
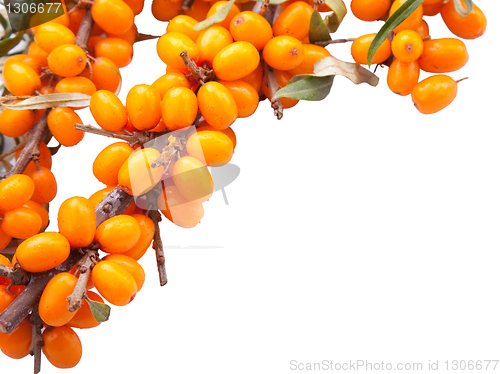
[157,32,199,73]
[418,38,469,73]
[0,103,39,138]
[118,148,165,196]
[2,61,41,96]
[4,54,42,75]
[68,7,86,34]
[263,36,304,71]
[0,228,12,252]
[185,0,210,21]
[95,37,134,68]
[1,207,42,239]
[47,107,85,147]
[28,41,49,67]
[287,44,330,75]
[121,214,155,260]
[186,127,234,166]
[261,69,299,109]
[102,254,145,291]
[48,44,87,77]
[206,1,241,29]
[92,260,137,306]
[350,0,391,21]
[0,284,15,310]
[42,326,82,369]
[219,80,259,118]
[89,187,136,215]
[26,166,57,204]
[126,84,162,131]
[58,197,96,247]
[240,63,264,92]
[423,1,442,16]
[441,0,486,39]
[157,185,204,228]
[90,90,128,132]
[34,22,75,53]
[93,142,134,186]
[0,318,32,359]
[161,87,198,131]
[0,175,35,213]
[415,19,430,39]
[273,1,313,41]
[167,15,200,41]
[16,142,52,175]
[172,156,213,204]
[23,200,49,230]
[39,272,78,326]
[80,57,121,93]
[230,11,272,51]
[196,26,233,66]
[91,0,135,35]
[106,23,138,45]
[151,0,181,21]
[411,74,458,115]
[387,59,420,96]
[197,81,238,129]
[351,33,391,65]
[67,291,104,329]
[213,41,260,81]
[391,30,423,63]
[16,232,70,272]
[152,71,190,98]
[95,215,141,253]
[389,0,423,34]
[123,0,145,14]
[55,76,97,96]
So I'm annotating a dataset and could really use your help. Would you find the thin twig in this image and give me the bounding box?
[67,249,98,312]
[180,51,216,85]
[150,211,167,286]
[75,8,94,49]
[136,33,161,43]
[29,306,43,374]
[312,38,356,47]
[74,124,152,146]
[262,61,283,120]
[260,0,270,16]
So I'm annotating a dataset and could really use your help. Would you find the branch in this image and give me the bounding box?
[74,124,153,146]
[151,135,184,168]
[262,61,283,120]
[66,249,98,312]
[29,306,43,374]
[180,51,216,85]
[312,37,356,47]
[149,210,167,286]
[0,263,30,285]
[75,8,94,49]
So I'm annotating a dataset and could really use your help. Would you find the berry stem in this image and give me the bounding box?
[0,263,30,286]
[262,61,284,120]
[180,51,216,85]
[181,0,195,12]
[149,210,168,286]
[29,306,43,374]
[66,249,98,313]
[74,124,153,146]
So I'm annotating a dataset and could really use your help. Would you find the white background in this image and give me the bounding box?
[3,1,500,373]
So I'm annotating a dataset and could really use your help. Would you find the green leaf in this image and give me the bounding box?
[85,296,111,323]
[0,31,25,57]
[309,10,331,43]
[367,0,424,67]
[193,0,236,32]
[453,0,473,17]
[322,0,347,33]
[1,93,91,110]
[275,75,334,101]
[49,143,62,156]
[313,56,379,86]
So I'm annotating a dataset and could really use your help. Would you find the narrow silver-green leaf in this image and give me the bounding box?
[453,0,473,17]
[193,0,236,32]
[313,56,379,86]
[1,93,91,110]
[274,75,334,101]
[323,0,347,33]
[367,0,424,67]
[86,296,111,323]
[309,10,331,43]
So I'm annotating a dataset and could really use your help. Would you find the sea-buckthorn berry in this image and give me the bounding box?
[123,0,145,14]
[93,142,134,186]
[58,197,96,248]
[387,60,420,96]
[47,107,85,147]
[350,0,391,21]
[185,0,210,21]
[92,0,134,35]
[0,318,32,359]
[389,0,423,34]
[39,272,78,327]
[415,19,430,39]
[351,33,391,65]
[0,175,35,213]
[152,0,181,21]
[287,44,330,75]
[48,44,87,77]
[16,142,52,175]
[161,86,198,131]
[207,1,241,29]
[4,54,42,75]
[0,103,38,138]
[90,90,128,132]
[418,38,469,73]
[167,15,200,41]
[16,232,70,272]
[197,81,238,129]
[213,41,260,80]
[441,0,486,40]
[186,128,234,166]
[172,156,214,204]
[411,74,458,115]
[126,84,162,130]
[0,227,12,252]
[67,291,104,329]
[106,23,138,45]
[391,30,423,63]
[0,284,15,310]
[34,22,75,53]
[2,61,41,96]
[28,41,49,67]
[68,7,85,34]
[196,26,233,65]
[80,57,121,92]
[230,11,272,51]
[95,215,141,253]
[88,35,104,51]
[152,71,190,98]
[55,76,97,96]
[240,63,263,92]
[23,200,49,230]
[42,326,82,369]
[121,214,155,260]
[118,148,165,196]
[102,254,145,291]
[26,166,57,204]
[157,185,204,228]
[423,1,442,16]
[89,187,136,215]
[157,32,199,73]
[261,69,299,109]
[92,260,138,305]
[274,1,314,39]
[1,207,42,239]
[95,37,134,68]
[219,80,259,118]
[263,36,304,71]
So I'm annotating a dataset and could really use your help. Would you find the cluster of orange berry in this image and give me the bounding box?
[350,0,486,114]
